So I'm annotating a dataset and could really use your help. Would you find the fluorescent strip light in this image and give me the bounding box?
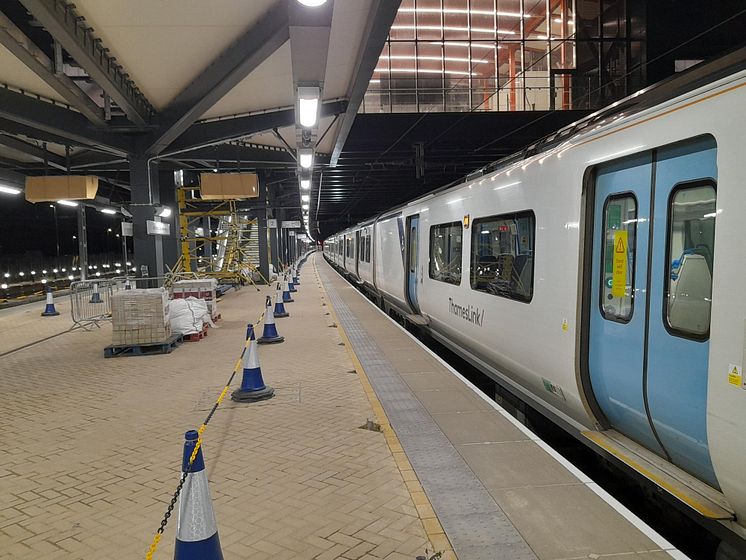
[391,25,515,35]
[382,55,488,64]
[300,179,311,189]
[398,8,528,18]
[298,149,314,169]
[57,200,78,207]
[375,67,476,76]
[302,204,310,210]
[100,208,116,215]
[0,185,21,195]
[301,194,310,202]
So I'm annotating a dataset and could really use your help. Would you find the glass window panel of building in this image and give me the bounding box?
[363,0,645,114]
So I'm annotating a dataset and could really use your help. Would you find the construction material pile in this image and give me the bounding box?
[172,279,219,321]
[111,288,171,346]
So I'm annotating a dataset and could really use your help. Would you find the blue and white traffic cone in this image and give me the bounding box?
[174,430,224,560]
[124,278,132,290]
[282,274,294,303]
[41,287,60,316]
[288,271,297,293]
[231,324,274,402]
[89,282,103,303]
[273,281,289,318]
[257,295,284,344]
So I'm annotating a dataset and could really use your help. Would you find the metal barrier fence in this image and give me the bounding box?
[69,280,115,330]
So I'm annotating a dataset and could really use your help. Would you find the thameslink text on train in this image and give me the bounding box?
[448,297,484,327]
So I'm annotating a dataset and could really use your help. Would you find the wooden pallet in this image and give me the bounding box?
[183,324,209,342]
[104,334,183,358]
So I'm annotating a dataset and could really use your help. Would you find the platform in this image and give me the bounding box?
[0,253,684,560]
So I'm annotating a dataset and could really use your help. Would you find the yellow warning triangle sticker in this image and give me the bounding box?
[733,367,739,375]
[615,237,626,253]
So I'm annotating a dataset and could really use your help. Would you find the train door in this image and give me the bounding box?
[355,230,361,277]
[588,136,718,487]
[406,215,420,313]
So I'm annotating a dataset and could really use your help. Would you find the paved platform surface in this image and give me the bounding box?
[0,263,440,559]
[316,255,684,560]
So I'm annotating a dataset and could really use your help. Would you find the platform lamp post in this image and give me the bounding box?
[49,204,60,259]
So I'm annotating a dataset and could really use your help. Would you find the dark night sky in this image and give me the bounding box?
[0,194,122,259]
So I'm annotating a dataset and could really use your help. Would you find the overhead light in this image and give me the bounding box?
[57,200,78,207]
[0,283,7,290]
[302,203,310,210]
[0,185,21,195]
[157,206,172,218]
[300,179,311,190]
[297,86,320,128]
[100,208,117,215]
[301,194,310,202]
[68,275,74,280]
[297,0,327,6]
[298,148,314,169]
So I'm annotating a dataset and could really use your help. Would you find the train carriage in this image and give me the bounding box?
[325,48,746,546]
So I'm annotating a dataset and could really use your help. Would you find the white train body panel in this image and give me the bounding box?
[325,68,746,532]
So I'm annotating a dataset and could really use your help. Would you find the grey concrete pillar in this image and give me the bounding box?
[130,156,164,279]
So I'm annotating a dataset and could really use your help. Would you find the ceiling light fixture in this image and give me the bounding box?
[301,194,310,202]
[100,208,117,215]
[157,206,172,218]
[298,148,314,169]
[297,86,320,128]
[300,178,311,190]
[57,200,78,207]
[0,185,21,195]
[297,0,327,6]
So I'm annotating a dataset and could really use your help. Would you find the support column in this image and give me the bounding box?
[130,155,164,279]
[77,205,88,280]
[158,170,179,272]
[256,178,270,283]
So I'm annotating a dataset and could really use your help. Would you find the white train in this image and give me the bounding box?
[324,48,746,547]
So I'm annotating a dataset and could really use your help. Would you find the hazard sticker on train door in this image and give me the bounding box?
[728,364,742,387]
[611,230,628,298]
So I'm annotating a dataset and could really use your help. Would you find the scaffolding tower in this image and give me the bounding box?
[176,187,262,284]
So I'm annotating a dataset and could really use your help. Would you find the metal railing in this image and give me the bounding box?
[69,280,114,330]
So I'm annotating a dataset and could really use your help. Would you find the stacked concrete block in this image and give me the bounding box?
[111,288,171,346]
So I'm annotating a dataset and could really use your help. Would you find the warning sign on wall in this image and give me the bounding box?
[728,364,742,387]
[611,230,628,298]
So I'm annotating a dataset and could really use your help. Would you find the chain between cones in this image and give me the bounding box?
[144,298,271,559]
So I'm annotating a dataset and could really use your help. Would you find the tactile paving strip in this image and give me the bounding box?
[320,268,538,560]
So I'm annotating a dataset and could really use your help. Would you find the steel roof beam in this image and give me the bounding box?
[329,0,401,166]
[0,134,66,169]
[0,9,105,126]
[19,0,154,126]
[145,2,290,155]
[0,88,132,154]
[162,99,347,155]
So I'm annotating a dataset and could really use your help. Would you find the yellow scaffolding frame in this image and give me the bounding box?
[176,187,261,284]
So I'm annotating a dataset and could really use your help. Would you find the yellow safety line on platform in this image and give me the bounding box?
[314,260,457,560]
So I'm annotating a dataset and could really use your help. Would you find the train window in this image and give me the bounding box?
[366,232,372,262]
[470,211,535,302]
[429,222,462,285]
[600,194,637,322]
[665,182,716,339]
